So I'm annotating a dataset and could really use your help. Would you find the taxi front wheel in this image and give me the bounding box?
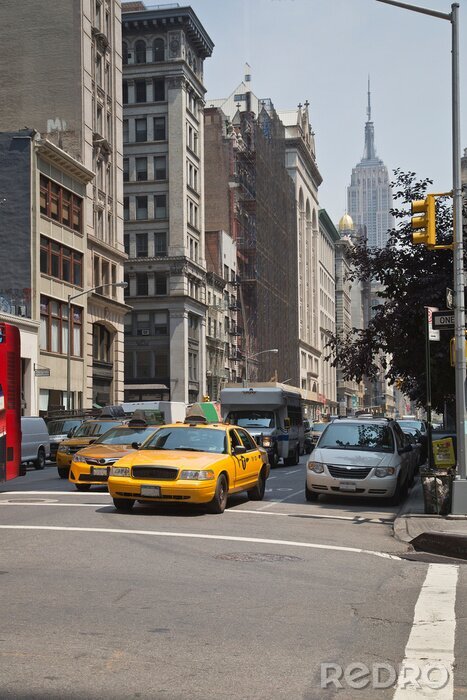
[206,474,228,514]
[247,469,266,501]
[113,497,135,513]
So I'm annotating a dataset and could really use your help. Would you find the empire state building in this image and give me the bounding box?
[347,82,393,249]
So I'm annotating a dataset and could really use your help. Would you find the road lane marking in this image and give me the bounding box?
[0,490,111,497]
[285,469,301,474]
[0,524,402,561]
[258,489,305,508]
[392,563,458,699]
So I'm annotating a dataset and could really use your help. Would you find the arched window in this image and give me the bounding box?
[135,40,146,64]
[153,38,165,62]
[122,41,129,65]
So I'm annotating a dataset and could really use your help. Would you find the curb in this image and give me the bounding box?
[410,531,467,560]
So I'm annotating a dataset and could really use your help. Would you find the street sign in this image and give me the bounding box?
[34,368,50,377]
[427,306,440,341]
[446,288,454,310]
[432,311,455,330]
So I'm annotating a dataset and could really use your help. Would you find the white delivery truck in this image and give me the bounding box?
[220,383,304,467]
[119,401,186,424]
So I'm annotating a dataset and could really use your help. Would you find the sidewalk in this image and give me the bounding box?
[393,477,467,560]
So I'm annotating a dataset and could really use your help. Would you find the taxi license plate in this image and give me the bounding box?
[140,485,161,497]
[91,467,107,476]
[339,482,357,492]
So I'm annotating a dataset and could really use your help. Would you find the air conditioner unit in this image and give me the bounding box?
[141,329,150,336]
[17,305,27,317]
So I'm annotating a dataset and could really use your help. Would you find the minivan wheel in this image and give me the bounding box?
[305,484,319,501]
[388,476,408,507]
[34,448,46,470]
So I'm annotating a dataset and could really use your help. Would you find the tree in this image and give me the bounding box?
[327,169,457,413]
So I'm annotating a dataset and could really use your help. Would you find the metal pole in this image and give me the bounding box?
[451,3,466,481]
[66,295,71,411]
[425,307,433,469]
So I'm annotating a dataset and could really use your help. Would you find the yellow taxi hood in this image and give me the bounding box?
[114,450,225,469]
[75,444,135,459]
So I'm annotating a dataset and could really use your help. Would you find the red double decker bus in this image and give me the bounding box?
[0,322,22,482]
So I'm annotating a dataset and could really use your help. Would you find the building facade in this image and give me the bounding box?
[121,2,213,403]
[0,1,127,413]
[317,210,338,416]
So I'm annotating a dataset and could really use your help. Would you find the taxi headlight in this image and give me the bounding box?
[72,454,85,464]
[59,446,71,454]
[262,437,272,448]
[180,470,215,480]
[308,461,325,473]
[110,466,131,477]
[375,467,396,478]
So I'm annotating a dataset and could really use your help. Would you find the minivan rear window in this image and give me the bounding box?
[318,423,394,452]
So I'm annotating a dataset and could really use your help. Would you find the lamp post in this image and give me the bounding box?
[377,0,466,511]
[66,281,128,410]
[244,348,278,386]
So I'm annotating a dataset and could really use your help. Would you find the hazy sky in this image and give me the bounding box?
[187,0,467,225]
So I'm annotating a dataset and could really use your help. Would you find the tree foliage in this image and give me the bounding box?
[327,169,459,412]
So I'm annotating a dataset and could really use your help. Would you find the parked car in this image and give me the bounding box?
[21,416,51,470]
[306,417,413,505]
[108,420,270,514]
[310,422,327,450]
[401,427,424,469]
[47,418,84,461]
[303,420,312,454]
[397,419,428,463]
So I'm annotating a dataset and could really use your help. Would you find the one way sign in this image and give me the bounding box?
[432,311,455,330]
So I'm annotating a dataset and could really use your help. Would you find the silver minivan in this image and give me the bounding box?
[21,417,51,470]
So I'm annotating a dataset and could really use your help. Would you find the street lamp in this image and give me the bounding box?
[66,281,128,410]
[376,1,466,511]
[245,348,278,386]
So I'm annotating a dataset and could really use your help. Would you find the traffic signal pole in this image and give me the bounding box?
[377,1,467,512]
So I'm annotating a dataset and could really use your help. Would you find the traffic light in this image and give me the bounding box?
[411,194,436,248]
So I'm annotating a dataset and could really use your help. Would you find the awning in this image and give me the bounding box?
[124,384,168,390]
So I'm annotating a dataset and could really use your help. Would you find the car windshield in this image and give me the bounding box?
[312,423,327,433]
[142,426,227,454]
[73,420,124,438]
[47,419,82,435]
[319,422,395,452]
[398,420,424,432]
[227,411,275,428]
[95,426,157,445]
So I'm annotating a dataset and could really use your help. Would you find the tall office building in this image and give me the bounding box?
[0,0,127,412]
[347,82,394,249]
[121,2,214,404]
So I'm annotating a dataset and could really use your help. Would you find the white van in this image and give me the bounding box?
[21,417,50,470]
[119,401,186,424]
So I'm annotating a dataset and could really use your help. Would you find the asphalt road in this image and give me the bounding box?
[0,457,465,699]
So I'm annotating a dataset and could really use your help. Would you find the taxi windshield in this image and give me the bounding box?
[73,420,123,438]
[95,426,157,445]
[142,426,227,454]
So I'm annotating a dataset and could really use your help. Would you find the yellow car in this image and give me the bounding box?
[108,420,270,514]
[69,419,161,491]
[56,418,127,479]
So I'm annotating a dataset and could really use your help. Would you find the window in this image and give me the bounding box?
[123,234,130,255]
[153,38,164,62]
[122,81,128,104]
[135,118,147,142]
[122,42,129,65]
[133,157,147,182]
[40,176,83,233]
[40,296,82,356]
[136,312,150,335]
[154,194,167,219]
[124,197,129,221]
[136,196,148,220]
[136,233,148,258]
[123,119,129,143]
[153,78,165,101]
[135,79,147,103]
[188,352,198,381]
[135,40,146,64]
[123,158,129,182]
[136,351,152,378]
[136,273,148,296]
[154,156,167,180]
[155,274,167,295]
[154,231,167,256]
[93,324,112,363]
[154,311,168,335]
[153,116,166,141]
[40,236,83,286]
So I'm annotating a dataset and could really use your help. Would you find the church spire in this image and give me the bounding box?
[363,76,377,161]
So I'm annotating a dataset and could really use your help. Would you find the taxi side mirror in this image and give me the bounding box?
[233,445,246,455]
[131,442,140,450]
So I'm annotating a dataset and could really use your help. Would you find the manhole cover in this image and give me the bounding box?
[214,552,302,562]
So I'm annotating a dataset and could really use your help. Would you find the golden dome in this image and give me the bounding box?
[338,213,354,231]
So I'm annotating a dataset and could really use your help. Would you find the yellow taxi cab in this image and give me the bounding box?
[56,417,127,479]
[68,418,162,491]
[107,415,270,514]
